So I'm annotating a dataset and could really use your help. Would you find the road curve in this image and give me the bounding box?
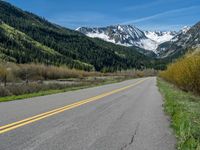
[0,77,176,150]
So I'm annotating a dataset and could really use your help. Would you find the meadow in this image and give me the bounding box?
[0,62,157,101]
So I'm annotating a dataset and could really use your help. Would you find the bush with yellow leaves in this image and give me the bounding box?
[160,53,200,94]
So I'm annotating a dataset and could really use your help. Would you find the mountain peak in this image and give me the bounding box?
[181,26,191,34]
[77,24,150,48]
[77,25,177,53]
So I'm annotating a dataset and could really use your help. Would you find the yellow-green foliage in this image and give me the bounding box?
[0,23,59,55]
[160,52,200,94]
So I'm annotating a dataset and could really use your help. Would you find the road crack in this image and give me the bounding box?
[120,123,140,150]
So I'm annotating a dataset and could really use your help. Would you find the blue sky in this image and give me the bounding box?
[7,0,200,31]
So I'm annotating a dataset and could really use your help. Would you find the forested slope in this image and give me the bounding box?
[0,1,155,71]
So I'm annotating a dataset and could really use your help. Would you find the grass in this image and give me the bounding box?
[157,78,200,150]
[0,77,126,102]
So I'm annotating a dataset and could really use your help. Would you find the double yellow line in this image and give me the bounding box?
[0,78,147,134]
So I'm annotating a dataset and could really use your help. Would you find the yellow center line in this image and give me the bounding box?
[0,78,147,134]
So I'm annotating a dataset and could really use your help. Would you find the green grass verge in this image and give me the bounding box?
[0,78,126,103]
[157,78,200,150]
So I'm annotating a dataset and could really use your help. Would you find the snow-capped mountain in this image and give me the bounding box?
[170,26,191,42]
[180,26,191,34]
[76,25,177,54]
[77,25,155,50]
[156,22,199,58]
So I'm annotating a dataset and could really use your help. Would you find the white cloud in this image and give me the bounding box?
[121,6,200,24]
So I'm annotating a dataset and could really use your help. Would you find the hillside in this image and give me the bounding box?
[157,22,200,59]
[0,1,155,71]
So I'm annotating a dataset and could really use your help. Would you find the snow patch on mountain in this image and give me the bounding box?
[169,26,191,42]
[137,39,158,51]
[144,31,176,44]
[86,32,116,43]
[181,26,191,34]
[77,25,178,54]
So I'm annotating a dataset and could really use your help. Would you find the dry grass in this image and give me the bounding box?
[0,62,157,85]
[0,62,157,100]
[0,63,101,84]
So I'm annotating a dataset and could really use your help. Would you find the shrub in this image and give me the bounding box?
[0,86,12,96]
[160,52,200,95]
[0,83,78,97]
[0,62,17,86]
[0,62,100,83]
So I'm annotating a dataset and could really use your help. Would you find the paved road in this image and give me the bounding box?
[0,77,176,150]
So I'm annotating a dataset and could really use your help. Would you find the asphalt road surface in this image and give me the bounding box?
[0,77,176,150]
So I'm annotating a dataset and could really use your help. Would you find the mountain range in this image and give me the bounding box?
[0,0,199,71]
[77,25,192,56]
[157,24,199,58]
